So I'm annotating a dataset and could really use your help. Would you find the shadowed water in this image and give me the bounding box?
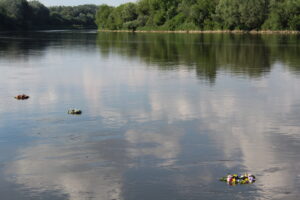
[0,31,299,200]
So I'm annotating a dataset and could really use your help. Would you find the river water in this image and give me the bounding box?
[0,31,299,200]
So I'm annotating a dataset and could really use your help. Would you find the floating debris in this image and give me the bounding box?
[220,173,256,185]
[68,109,82,115]
[14,94,30,100]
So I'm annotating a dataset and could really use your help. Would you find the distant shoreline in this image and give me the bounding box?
[98,30,300,35]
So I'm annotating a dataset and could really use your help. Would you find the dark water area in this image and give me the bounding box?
[0,30,300,200]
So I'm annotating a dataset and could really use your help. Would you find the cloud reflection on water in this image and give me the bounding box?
[0,32,299,200]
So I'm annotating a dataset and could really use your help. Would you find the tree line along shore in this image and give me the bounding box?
[96,0,300,32]
[0,0,98,30]
[0,0,299,32]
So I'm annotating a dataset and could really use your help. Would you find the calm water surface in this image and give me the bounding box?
[0,31,300,200]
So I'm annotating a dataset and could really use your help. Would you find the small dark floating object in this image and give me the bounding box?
[14,94,30,100]
[68,109,82,115]
[220,173,256,185]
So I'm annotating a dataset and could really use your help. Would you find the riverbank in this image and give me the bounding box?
[98,30,300,34]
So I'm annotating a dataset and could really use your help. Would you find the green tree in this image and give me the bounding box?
[215,0,240,30]
[49,4,98,27]
[96,5,113,29]
[238,0,268,30]
[28,0,50,26]
[216,0,268,30]
[105,6,124,30]
[137,0,151,16]
[121,3,138,22]
[191,0,218,29]
[0,4,12,29]
[0,0,31,28]
[263,0,300,30]
[286,0,300,30]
